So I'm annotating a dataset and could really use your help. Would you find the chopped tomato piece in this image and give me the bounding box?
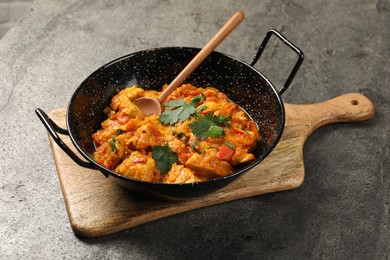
[123,118,139,131]
[206,97,217,102]
[186,90,201,97]
[203,90,216,97]
[216,144,235,161]
[92,133,101,145]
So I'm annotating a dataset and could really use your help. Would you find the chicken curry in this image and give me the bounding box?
[92,84,260,184]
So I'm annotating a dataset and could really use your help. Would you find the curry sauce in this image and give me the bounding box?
[92,84,260,184]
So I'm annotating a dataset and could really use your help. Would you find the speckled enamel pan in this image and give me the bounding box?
[36,30,303,200]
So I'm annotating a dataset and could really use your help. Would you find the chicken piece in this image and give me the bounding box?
[226,127,259,151]
[101,117,121,130]
[185,149,233,178]
[114,132,133,156]
[127,124,165,150]
[115,151,160,182]
[162,164,197,184]
[91,115,123,145]
[92,128,117,146]
[111,86,144,111]
[94,141,123,170]
[231,111,260,142]
[169,139,192,164]
[109,86,145,126]
[116,98,144,124]
[230,147,255,166]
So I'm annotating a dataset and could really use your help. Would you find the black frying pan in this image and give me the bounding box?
[36,30,303,200]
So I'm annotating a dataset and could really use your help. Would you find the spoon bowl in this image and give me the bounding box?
[133,97,162,116]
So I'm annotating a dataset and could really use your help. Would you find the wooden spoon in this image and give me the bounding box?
[133,11,245,116]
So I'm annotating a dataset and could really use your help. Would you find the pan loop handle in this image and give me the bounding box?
[250,29,304,95]
[35,108,99,171]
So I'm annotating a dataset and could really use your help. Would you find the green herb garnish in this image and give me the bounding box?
[151,143,178,174]
[110,136,117,152]
[189,113,231,140]
[158,96,201,125]
[177,132,185,139]
[206,125,225,138]
[224,141,235,150]
[197,105,207,112]
[191,141,202,154]
[207,114,231,128]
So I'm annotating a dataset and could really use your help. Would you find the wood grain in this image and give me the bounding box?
[47,93,374,238]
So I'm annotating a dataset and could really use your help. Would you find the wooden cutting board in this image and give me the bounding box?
[47,93,374,238]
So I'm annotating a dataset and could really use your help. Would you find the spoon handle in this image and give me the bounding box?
[158,11,245,103]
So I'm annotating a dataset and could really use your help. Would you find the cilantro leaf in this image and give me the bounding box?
[158,96,201,125]
[159,105,194,124]
[189,115,213,140]
[204,114,231,128]
[164,99,187,108]
[152,143,178,174]
[197,105,207,112]
[206,125,225,137]
[190,96,201,106]
[218,115,232,128]
[189,113,226,140]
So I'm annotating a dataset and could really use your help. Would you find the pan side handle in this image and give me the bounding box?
[250,29,304,95]
[35,108,98,171]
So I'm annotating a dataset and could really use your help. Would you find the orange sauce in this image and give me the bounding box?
[92,84,260,183]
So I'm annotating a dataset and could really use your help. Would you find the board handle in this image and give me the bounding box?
[285,93,375,133]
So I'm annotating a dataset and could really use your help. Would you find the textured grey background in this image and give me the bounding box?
[0,0,32,38]
[0,0,389,259]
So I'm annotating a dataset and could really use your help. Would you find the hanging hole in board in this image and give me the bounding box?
[351,100,359,105]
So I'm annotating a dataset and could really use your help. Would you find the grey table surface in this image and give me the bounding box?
[0,0,389,259]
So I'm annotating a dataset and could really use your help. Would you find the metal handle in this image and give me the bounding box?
[250,29,304,95]
[35,108,96,170]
